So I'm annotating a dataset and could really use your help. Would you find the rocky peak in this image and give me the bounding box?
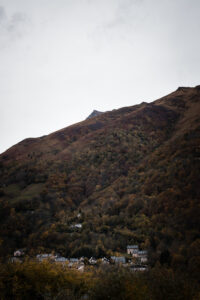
[86,110,103,119]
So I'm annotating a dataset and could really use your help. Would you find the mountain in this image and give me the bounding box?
[0,86,199,272]
[86,109,104,119]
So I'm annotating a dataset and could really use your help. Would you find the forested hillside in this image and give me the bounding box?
[0,86,199,274]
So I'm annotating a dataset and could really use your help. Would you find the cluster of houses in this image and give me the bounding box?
[11,245,148,272]
[127,245,148,263]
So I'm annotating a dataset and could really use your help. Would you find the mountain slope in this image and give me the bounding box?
[0,86,199,272]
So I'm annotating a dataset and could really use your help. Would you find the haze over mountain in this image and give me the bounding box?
[0,86,199,272]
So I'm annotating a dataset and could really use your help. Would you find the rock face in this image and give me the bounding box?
[0,85,199,270]
[86,110,104,119]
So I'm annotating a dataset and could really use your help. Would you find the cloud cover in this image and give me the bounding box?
[0,0,200,153]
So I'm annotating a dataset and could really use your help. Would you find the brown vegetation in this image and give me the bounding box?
[0,86,199,280]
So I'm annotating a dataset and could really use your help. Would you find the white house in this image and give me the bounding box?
[138,251,148,263]
[101,257,110,264]
[70,223,82,229]
[55,257,68,263]
[14,249,25,257]
[36,254,55,262]
[89,257,97,265]
[111,256,126,264]
[127,245,139,256]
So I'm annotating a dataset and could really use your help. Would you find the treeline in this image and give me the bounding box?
[0,261,199,300]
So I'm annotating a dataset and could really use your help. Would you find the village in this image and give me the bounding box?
[11,245,148,272]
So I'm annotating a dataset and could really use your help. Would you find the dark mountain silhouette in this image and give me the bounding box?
[0,86,199,272]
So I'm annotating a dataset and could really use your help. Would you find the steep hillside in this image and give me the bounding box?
[0,86,199,273]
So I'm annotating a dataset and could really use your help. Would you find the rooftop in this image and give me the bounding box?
[127,245,139,249]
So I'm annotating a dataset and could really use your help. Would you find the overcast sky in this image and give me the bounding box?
[0,0,200,154]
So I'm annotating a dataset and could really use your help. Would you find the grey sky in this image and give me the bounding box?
[0,0,200,154]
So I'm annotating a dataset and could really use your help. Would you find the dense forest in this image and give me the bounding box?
[0,261,199,300]
[0,86,200,290]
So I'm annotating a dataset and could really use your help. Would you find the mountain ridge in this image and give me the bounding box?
[2,85,199,160]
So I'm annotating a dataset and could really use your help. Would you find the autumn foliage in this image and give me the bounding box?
[0,86,199,280]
